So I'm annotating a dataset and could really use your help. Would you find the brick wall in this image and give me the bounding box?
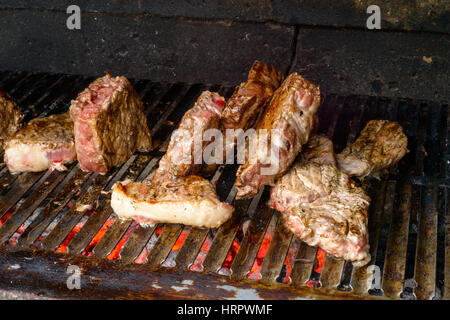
[0,1,448,101]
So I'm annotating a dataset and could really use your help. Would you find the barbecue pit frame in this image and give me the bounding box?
[0,70,447,300]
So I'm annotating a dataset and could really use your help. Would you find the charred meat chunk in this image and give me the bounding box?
[111,175,233,228]
[0,90,22,154]
[271,135,371,266]
[336,120,408,178]
[5,112,76,173]
[70,73,152,174]
[222,61,282,130]
[234,73,321,199]
[153,91,226,181]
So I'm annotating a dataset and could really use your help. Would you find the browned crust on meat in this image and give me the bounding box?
[153,91,225,181]
[336,120,408,178]
[234,73,321,199]
[222,61,283,130]
[117,175,221,203]
[270,160,371,265]
[7,112,73,148]
[0,90,22,153]
[70,74,152,174]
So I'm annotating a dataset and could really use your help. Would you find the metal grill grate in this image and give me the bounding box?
[0,71,448,300]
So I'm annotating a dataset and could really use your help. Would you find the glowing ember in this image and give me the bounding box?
[171,229,189,252]
[160,229,190,267]
[190,232,213,272]
[135,247,150,264]
[82,217,116,256]
[248,229,273,280]
[56,220,86,253]
[107,221,140,260]
[0,211,13,228]
[221,238,240,271]
[279,239,300,283]
[134,226,163,264]
[8,226,25,246]
[314,248,327,274]
[306,279,321,288]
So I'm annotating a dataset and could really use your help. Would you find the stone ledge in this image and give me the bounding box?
[291,27,449,101]
[0,10,294,85]
[0,0,448,34]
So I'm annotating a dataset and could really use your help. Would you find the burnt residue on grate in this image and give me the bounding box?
[0,70,448,300]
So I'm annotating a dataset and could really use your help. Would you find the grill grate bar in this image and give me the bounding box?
[316,95,347,289]
[381,183,412,298]
[290,242,317,287]
[17,167,91,248]
[3,72,34,95]
[229,189,269,280]
[146,224,185,268]
[414,186,438,300]
[445,188,450,300]
[91,218,133,259]
[201,195,252,274]
[0,170,66,243]
[68,154,155,254]
[0,72,31,94]
[40,171,115,252]
[119,224,159,263]
[260,213,293,284]
[175,227,210,271]
[0,172,47,219]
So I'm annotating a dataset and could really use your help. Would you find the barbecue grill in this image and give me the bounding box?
[0,70,447,300]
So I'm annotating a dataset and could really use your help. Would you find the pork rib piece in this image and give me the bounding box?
[70,73,152,174]
[271,135,371,266]
[5,112,76,173]
[0,90,22,154]
[222,61,282,130]
[336,120,408,178]
[153,91,226,181]
[111,176,234,228]
[234,73,321,199]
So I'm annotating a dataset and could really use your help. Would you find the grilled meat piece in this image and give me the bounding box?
[5,112,76,173]
[336,120,408,178]
[234,73,321,199]
[301,134,336,166]
[271,136,371,265]
[111,175,233,228]
[222,61,282,130]
[70,73,152,174]
[0,90,22,154]
[153,91,226,181]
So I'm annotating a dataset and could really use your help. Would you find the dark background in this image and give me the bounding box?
[0,1,448,101]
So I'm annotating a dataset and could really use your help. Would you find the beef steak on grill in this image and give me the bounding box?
[111,175,233,228]
[4,112,76,173]
[153,91,226,181]
[234,73,321,199]
[70,73,152,174]
[221,60,282,131]
[0,90,22,154]
[336,120,408,178]
[271,135,371,266]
